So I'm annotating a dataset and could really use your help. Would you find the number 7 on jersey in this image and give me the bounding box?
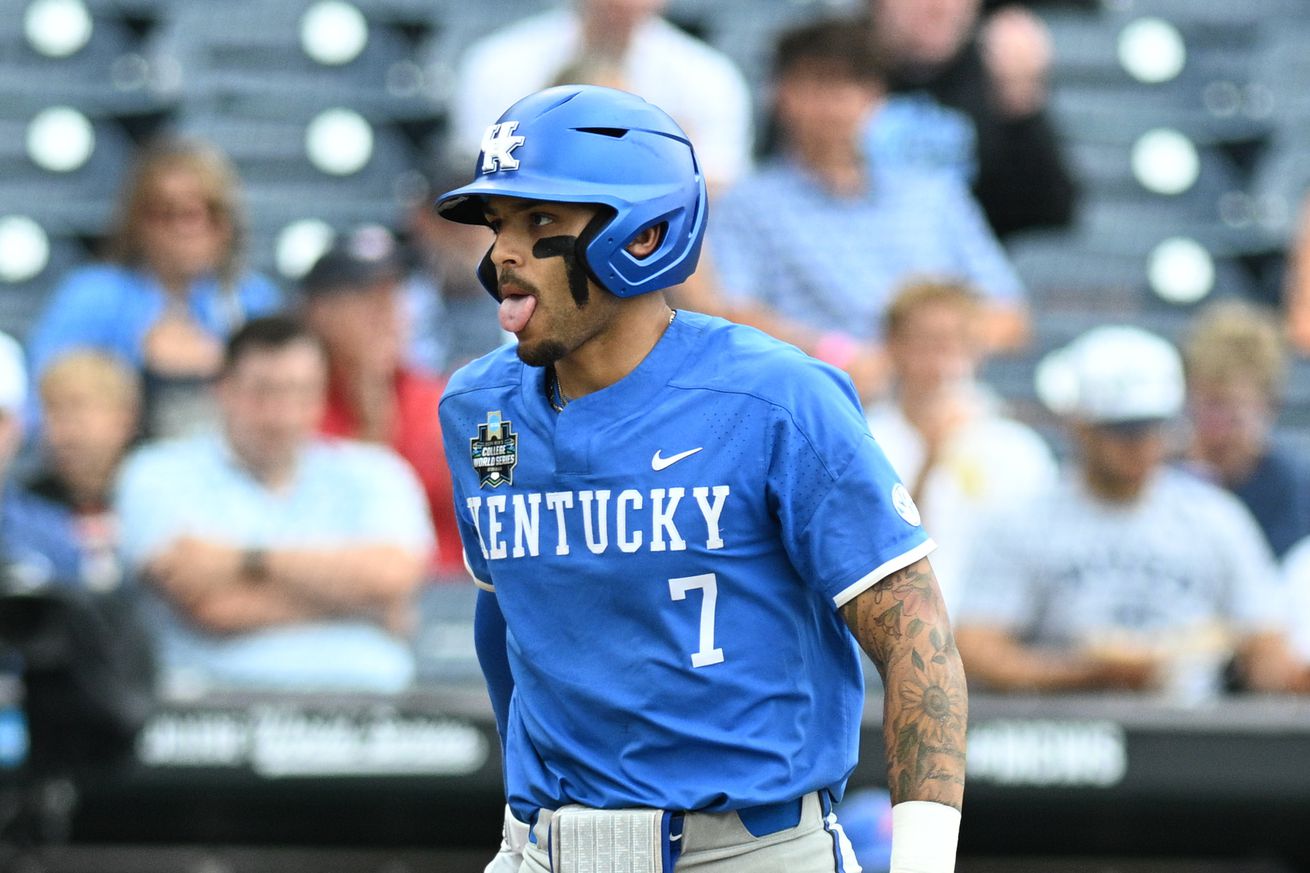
[668,573,725,667]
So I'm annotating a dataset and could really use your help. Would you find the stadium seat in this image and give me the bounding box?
[1250,135,1310,243]
[1124,0,1308,28]
[0,4,171,116]
[0,103,131,248]
[1044,7,1130,88]
[242,188,409,280]
[1051,83,1269,149]
[151,0,439,122]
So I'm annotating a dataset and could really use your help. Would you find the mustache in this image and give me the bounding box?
[498,269,541,296]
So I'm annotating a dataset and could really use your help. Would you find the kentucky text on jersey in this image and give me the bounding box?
[465,485,731,559]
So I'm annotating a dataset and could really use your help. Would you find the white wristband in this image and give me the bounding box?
[889,800,961,873]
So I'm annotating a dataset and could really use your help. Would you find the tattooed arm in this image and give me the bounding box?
[841,556,968,810]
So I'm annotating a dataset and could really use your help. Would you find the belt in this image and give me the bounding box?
[529,792,823,871]
[529,794,813,845]
[529,794,807,837]
[735,795,805,838]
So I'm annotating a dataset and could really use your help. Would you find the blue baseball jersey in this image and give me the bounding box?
[438,311,933,820]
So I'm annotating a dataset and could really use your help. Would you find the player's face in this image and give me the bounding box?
[1076,420,1170,498]
[482,196,621,368]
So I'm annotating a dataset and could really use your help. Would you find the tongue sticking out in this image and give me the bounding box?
[499,295,537,334]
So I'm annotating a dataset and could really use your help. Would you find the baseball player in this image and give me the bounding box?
[436,85,967,873]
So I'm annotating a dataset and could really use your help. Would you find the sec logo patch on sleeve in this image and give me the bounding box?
[891,482,922,526]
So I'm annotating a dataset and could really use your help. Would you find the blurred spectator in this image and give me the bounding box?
[1285,535,1310,689]
[115,316,431,693]
[26,138,282,439]
[0,345,147,782]
[955,326,1300,696]
[0,333,81,588]
[447,0,753,190]
[708,17,1027,398]
[300,228,466,581]
[401,173,505,375]
[1182,301,1310,560]
[1283,191,1310,355]
[26,351,141,593]
[865,281,1055,613]
[867,0,1077,238]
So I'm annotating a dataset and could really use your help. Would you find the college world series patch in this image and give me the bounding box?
[471,410,518,488]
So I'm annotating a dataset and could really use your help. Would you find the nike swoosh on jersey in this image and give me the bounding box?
[651,447,703,471]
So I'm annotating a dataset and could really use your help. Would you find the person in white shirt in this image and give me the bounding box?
[955,325,1301,696]
[447,0,754,190]
[866,280,1055,614]
[1283,536,1310,691]
[116,316,433,693]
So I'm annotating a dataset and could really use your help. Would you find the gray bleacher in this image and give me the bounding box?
[0,0,1306,436]
[993,0,1310,442]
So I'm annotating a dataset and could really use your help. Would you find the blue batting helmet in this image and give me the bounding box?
[436,85,708,299]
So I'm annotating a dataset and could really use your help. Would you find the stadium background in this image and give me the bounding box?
[2,0,1310,871]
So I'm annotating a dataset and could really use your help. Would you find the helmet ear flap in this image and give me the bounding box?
[574,207,616,293]
[477,246,499,300]
[579,208,683,299]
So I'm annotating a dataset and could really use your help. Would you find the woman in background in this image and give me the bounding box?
[27,138,281,438]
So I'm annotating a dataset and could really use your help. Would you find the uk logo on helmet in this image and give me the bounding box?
[480,121,526,174]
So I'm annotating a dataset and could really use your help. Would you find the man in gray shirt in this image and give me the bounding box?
[955,325,1302,696]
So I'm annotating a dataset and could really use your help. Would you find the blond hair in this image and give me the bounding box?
[104,137,247,286]
[883,279,983,339]
[39,350,141,412]
[1183,300,1287,401]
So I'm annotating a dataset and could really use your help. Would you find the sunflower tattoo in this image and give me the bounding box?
[841,558,968,808]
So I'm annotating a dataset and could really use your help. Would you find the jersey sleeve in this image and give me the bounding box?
[438,395,494,591]
[474,587,513,749]
[766,363,934,608]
